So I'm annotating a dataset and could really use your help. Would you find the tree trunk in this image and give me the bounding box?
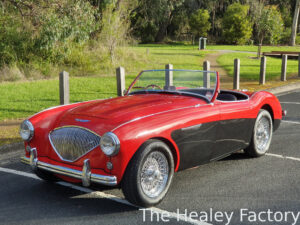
[155,11,172,42]
[257,38,263,59]
[290,0,300,46]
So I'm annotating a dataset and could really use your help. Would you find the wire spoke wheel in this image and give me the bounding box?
[121,140,174,207]
[245,109,273,157]
[140,151,169,198]
[255,116,271,153]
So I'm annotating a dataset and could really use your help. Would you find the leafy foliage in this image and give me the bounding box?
[252,4,284,45]
[189,9,211,38]
[131,0,184,43]
[0,8,33,66]
[0,0,298,82]
[222,3,253,45]
[0,0,99,66]
[99,3,131,63]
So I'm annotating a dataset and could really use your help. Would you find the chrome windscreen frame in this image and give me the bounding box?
[125,69,219,103]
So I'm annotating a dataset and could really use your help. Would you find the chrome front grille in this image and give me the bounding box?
[49,127,100,162]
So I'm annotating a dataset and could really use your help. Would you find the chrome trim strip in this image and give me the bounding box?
[111,104,204,132]
[217,99,249,103]
[21,155,117,186]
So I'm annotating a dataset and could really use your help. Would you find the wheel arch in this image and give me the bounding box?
[151,137,179,172]
[261,104,274,122]
[120,136,180,183]
[260,104,280,131]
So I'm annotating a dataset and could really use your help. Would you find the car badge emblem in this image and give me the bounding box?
[75,119,90,122]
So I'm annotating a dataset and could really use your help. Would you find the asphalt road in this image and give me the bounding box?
[0,90,300,225]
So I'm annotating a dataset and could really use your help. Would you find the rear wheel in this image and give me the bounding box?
[121,140,174,207]
[245,109,273,157]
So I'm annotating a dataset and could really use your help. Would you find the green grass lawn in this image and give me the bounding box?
[0,76,137,121]
[0,44,207,121]
[130,44,207,71]
[207,45,300,52]
[1,44,299,121]
[217,52,298,80]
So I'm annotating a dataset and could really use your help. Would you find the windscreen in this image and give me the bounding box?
[127,70,217,102]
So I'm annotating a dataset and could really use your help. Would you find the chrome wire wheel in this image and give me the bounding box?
[255,117,271,153]
[245,109,273,157]
[140,151,169,198]
[255,116,271,153]
[121,140,174,207]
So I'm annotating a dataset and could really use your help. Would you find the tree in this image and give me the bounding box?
[189,9,211,38]
[100,3,131,63]
[290,0,300,46]
[222,3,253,45]
[254,5,284,57]
[0,0,98,64]
[131,0,184,43]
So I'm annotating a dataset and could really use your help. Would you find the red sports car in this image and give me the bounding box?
[20,69,283,207]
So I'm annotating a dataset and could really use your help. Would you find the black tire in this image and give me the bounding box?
[121,140,174,207]
[35,169,59,182]
[245,109,273,157]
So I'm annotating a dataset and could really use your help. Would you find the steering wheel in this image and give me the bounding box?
[145,84,162,90]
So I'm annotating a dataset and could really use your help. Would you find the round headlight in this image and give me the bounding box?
[100,132,120,156]
[20,120,34,141]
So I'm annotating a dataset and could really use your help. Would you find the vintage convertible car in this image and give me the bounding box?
[20,69,283,207]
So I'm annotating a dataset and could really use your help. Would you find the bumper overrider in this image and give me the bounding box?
[21,148,117,186]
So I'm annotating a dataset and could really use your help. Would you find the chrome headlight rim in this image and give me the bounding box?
[20,120,34,141]
[100,132,120,156]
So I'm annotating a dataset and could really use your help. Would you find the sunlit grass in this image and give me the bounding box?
[207,45,300,52]
[217,53,298,80]
[0,44,208,121]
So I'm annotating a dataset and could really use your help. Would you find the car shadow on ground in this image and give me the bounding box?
[4,180,138,224]
[220,151,252,161]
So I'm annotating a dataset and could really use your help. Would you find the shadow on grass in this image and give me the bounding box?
[11,99,57,103]
[71,91,115,95]
[0,108,37,114]
[153,52,202,57]
[0,137,22,146]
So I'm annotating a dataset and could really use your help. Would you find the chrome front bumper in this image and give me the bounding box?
[21,148,117,187]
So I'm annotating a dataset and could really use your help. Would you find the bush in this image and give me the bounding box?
[280,28,292,45]
[253,4,284,46]
[296,35,300,45]
[189,9,211,38]
[0,12,33,66]
[222,3,253,45]
[33,0,98,62]
[261,6,284,45]
[0,0,99,66]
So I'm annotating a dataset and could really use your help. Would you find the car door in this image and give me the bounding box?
[171,103,220,170]
[211,100,254,161]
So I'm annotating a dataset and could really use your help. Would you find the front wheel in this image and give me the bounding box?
[121,140,174,207]
[245,109,273,157]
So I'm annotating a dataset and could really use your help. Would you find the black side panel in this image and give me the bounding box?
[211,119,256,161]
[172,119,256,171]
[171,122,218,170]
